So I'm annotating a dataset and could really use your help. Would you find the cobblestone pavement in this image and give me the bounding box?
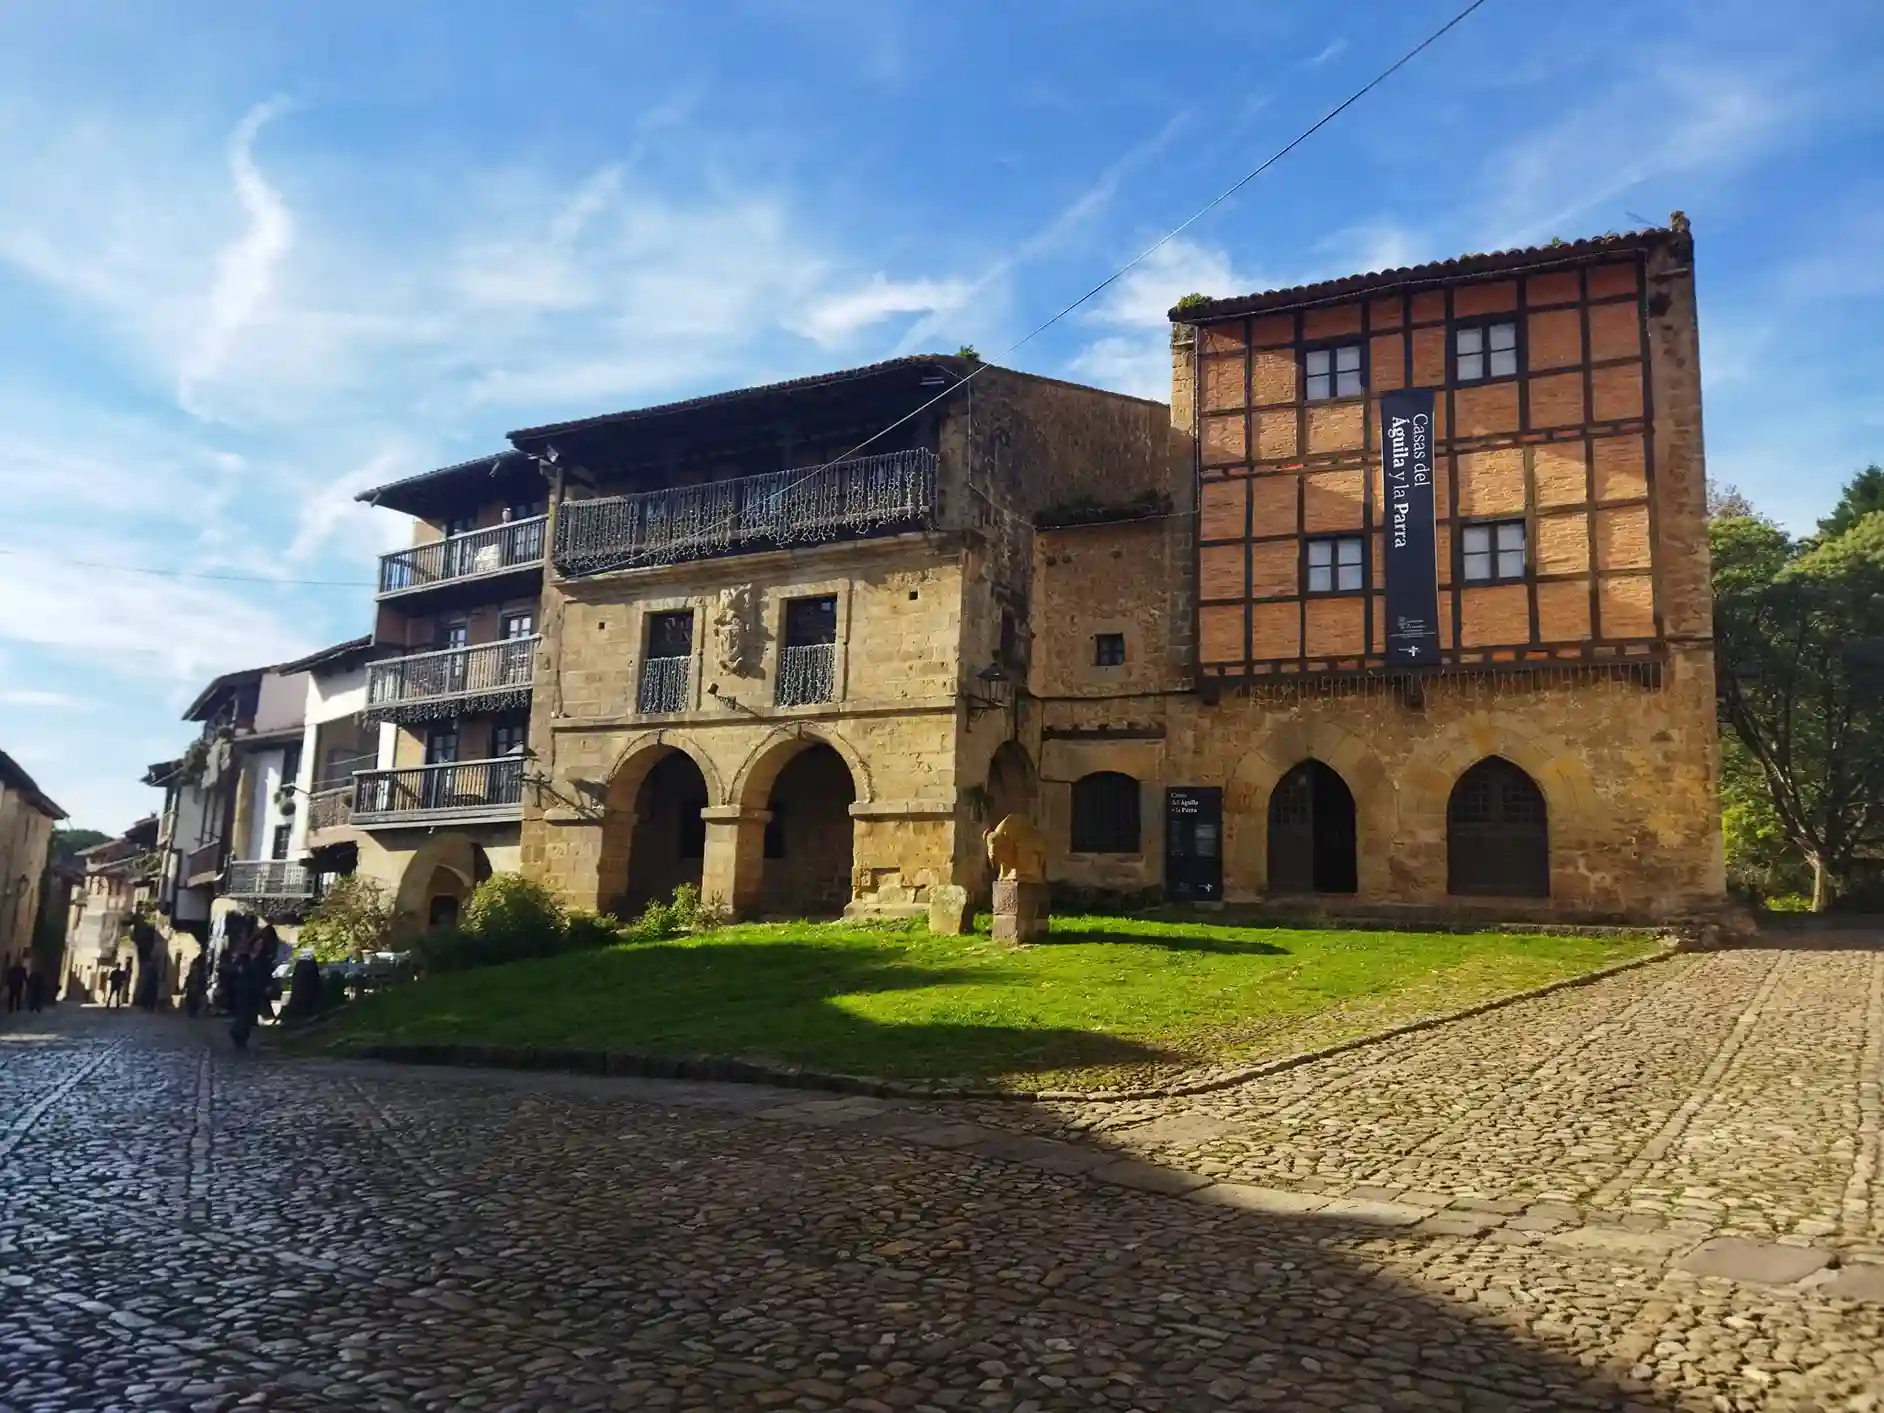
[2,950,1881,1413]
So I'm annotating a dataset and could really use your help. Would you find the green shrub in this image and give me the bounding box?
[621,883,712,943]
[565,911,627,953]
[300,876,394,962]
[462,873,567,959]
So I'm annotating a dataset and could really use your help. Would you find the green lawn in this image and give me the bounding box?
[314,916,1660,1090]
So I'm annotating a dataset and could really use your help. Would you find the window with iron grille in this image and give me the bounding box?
[1306,535,1365,594]
[1304,344,1363,401]
[1461,520,1527,584]
[270,824,292,860]
[777,595,838,706]
[1070,772,1141,854]
[639,611,693,714]
[1094,633,1126,667]
[1454,320,1519,383]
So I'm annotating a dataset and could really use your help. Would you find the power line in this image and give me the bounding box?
[570,0,1496,576]
[0,547,373,588]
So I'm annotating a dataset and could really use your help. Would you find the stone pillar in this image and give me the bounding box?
[700,806,770,919]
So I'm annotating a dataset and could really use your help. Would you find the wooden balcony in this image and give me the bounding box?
[184,841,225,888]
[364,638,538,724]
[224,860,322,901]
[376,516,547,600]
[554,449,937,576]
[351,758,526,828]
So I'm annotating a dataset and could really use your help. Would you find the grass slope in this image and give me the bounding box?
[318,916,1658,1089]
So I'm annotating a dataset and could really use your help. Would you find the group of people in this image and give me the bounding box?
[3,955,49,1014]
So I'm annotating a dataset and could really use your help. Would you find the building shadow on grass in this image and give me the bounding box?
[1039,928,1290,956]
[340,940,1190,1081]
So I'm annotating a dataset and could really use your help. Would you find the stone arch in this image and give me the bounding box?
[598,735,719,917]
[1225,719,1395,899]
[984,740,1038,825]
[729,723,874,810]
[392,833,487,930]
[1398,713,1599,844]
[602,730,725,813]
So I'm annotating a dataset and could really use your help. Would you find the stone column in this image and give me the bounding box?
[700,806,770,919]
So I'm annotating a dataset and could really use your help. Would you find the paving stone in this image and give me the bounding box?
[1315,1197,1428,1228]
[1674,1236,1834,1285]
[1818,1261,1884,1302]
[1088,1159,1212,1195]
[1541,1227,1692,1264]
[1185,1183,1329,1215]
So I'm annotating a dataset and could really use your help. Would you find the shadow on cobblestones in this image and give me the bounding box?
[0,1007,1707,1412]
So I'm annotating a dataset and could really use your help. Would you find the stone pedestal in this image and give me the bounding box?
[927,884,969,936]
[991,879,1049,945]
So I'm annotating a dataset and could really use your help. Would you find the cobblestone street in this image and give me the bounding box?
[4,944,1883,1412]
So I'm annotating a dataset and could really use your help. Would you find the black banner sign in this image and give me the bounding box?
[1381,388,1440,666]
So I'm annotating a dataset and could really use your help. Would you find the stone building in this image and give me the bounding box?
[0,748,65,965]
[510,358,1174,921]
[1023,216,1719,920]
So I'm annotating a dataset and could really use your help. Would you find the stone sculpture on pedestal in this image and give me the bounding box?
[984,813,1049,945]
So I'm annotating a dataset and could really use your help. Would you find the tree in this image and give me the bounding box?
[49,828,109,864]
[1818,464,1884,540]
[1711,491,1884,909]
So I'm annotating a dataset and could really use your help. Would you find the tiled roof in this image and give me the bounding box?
[271,635,378,677]
[506,355,972,444]
[354,450,530,507]
[0,748,65,821]
[181,666,267,723]
[1168,217,1690,323]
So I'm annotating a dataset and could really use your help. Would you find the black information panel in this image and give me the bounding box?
[1381,387,1441,666]
[1164,787,1223,902]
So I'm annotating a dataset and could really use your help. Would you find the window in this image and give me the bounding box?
[492,717,529,757]
[1306,535,1365,594]
[784,595,838,647]
[505,497,546,522]
[646,610,693,658]
[500,610,535,640]
[270,824,292,861]
[1071,772,1141,854]
[1462,520,1527,583]
[1094,633,1126,667]
[424,724,459,765]
[445,513,478,538]
[437,619,469,651]
[1456,321,1518,383]
[1305,344,1363,401]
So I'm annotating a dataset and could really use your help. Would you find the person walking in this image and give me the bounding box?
[183,955,207,1019]
[106,963,127,1008]
[4,956,25,1013]
[24,965,47,1015]
[228,941,273,1053]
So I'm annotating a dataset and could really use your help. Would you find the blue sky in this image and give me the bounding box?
[1,0,1880,831]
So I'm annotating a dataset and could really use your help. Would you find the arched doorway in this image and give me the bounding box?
[393,833,483,934]
[1448,757,1549,897]
[985,741,1038,825]
[613,749,709,918]
[1266,761,1357,894]
[759,743,857,916]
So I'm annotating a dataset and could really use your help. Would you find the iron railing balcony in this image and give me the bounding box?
[363,638,538,724]
[376,516,547,598]
[306,786,353,834]
[775,642,837,707]
[224,859,322,900]
[351,757,526,828]
[636,656,691,714]
[555,448,937,576]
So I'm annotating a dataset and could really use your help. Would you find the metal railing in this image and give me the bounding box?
[306,786,353,833]
[555,448,937,575]
[184,841,224,884]
[224,860,321,899]
[365,638,538,718]
[636,656,691,714]
[377,516,547,596]
[775,642,837,707]
[351,758,526,824]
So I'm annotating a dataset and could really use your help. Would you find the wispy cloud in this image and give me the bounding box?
[0,688,86,709]
[1305,37,1348,67]
[791,275,975,345]
[178,98,295,417]
[1068,238,1262,400]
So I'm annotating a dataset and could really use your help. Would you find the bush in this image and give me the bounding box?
[462,874,567,959]
[565,910,627,953]
[622,883,711,943]
[300,876,394,962]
